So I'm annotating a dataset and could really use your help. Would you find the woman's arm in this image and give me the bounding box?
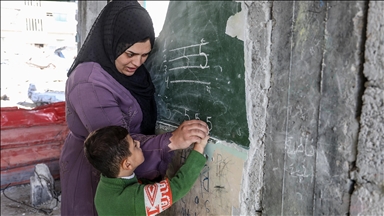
[68,83,131,133]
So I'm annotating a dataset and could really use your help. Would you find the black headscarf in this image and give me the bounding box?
[67,1,157,135]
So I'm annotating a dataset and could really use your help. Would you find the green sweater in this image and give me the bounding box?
[94,150,206,216]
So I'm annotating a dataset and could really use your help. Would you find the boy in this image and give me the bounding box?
[84,125,209,216]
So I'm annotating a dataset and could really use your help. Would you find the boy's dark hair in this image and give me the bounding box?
[84,126,132,178]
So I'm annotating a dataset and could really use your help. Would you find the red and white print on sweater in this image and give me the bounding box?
[144,179,173,216]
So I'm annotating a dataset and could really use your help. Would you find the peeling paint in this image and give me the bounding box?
[225,9,245,41]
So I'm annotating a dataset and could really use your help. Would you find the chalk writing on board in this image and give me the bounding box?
[200,164,210,193]
[164,39,211,93]
[148,27,249,145]
[167,39,210,71]
[216,154,230,178]
[177,150,212,215]
[176,149,213,216]
[284,135,315,182]
[285,164,313,182]
[287,136,315,158]
[158,39,216,133]
[145,0,249,146]
[162,104,214,131]
[170,80,211,85]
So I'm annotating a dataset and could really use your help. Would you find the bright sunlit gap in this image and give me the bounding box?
[1,0,169,108]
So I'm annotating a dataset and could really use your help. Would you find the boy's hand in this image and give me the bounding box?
[193,134,210,154]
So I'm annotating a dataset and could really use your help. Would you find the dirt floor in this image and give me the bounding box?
[1,181,61,216]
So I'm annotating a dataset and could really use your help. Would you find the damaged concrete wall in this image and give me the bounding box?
[76,1,383,215]
[260,1,365,214]
[76,1,106,50]
[240,1,271,214]
[350,1,384,215]
[241,1,383,215]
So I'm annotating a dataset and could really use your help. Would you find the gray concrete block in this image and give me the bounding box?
[30,163,55,207]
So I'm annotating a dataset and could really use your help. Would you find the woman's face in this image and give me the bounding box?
[115,39,151,76]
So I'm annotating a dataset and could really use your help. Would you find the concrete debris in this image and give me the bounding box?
[30,163,57,208]
[28,83,65,106]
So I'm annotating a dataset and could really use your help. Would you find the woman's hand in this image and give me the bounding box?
[168,120,209,151]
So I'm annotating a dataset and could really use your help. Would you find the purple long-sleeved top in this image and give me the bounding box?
[60,62,174,216]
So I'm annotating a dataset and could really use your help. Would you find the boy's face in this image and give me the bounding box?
[126,135,144,169]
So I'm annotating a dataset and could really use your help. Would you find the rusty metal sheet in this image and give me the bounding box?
[1,102,68,189]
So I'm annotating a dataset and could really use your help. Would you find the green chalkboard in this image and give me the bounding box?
[145,1,249,147]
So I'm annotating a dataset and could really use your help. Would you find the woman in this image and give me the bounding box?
[60,1,209,215]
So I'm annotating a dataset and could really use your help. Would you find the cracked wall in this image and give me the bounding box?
[350,1,384,215]
[241,1,383,215]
